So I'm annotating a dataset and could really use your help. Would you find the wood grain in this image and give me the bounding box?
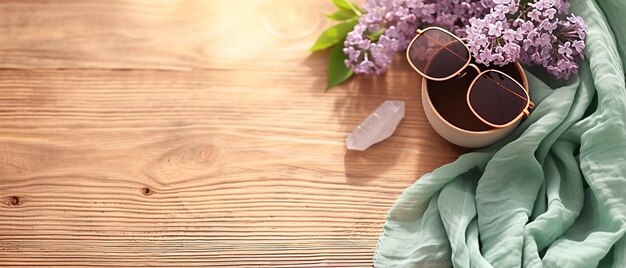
[0,1,465,267]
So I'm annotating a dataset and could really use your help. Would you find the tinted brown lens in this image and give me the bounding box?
[407,28,470,79]
[468,71,528,126]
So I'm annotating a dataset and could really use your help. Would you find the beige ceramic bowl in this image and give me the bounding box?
[421,62,529,148]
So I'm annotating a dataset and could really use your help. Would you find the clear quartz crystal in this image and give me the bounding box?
[346,100,405,151]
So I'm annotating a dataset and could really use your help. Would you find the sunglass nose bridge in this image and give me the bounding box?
[467,63,481,73]
[455,64,481,80]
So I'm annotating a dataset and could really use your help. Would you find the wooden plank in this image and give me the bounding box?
[0,67,462,266]
[0,0,332,70]
[0,0,466,266]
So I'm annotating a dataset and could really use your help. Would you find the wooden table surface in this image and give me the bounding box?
[0,1,465,267]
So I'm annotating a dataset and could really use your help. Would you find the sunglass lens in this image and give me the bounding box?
[407,28,470,79]
[468,71,529,127]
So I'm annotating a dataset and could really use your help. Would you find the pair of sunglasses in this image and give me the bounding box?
[407,27,534,128]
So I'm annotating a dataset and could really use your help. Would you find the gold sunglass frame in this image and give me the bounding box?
[406,26,535,129]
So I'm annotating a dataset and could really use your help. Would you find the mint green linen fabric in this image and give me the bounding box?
[373,0,626,267]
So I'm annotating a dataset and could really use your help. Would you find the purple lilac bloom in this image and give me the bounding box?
[344,0,494,75]
[466,0,586,79]
[465,0,520,66]
[344,0,587,80]
[518,0,587,79]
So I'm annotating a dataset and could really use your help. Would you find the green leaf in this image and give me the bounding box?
[331,0,352,11]
[367,28,386,41]
[331,0,363,16]
[352,3,364,14]
[309,19,358,52]
[324,8,357,21]
[326,42,353,90]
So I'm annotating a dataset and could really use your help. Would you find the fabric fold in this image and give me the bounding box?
[374,0,626,267]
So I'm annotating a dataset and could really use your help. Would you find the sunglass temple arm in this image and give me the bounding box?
[523,101,536,117]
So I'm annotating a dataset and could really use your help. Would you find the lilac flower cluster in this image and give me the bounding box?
[342,0,587,80]
[466,0,586,79]
[465,0,522,66]
[344,0,494,75]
